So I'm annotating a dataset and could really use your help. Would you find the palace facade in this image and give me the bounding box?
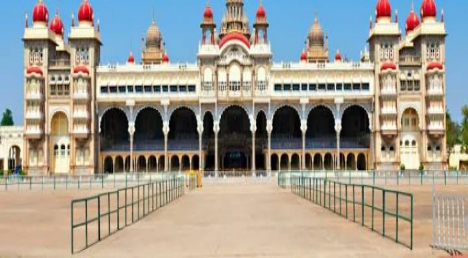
[22,0,447,175]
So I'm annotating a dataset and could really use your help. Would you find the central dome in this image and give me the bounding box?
[309,17,324,47]
[146,20,162,49]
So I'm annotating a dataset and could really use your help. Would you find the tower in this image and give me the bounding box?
[253,0,269,45]
[201,1,216,45]
[142,17,165,65]
[219,0,250,39]
[305,14,328,63]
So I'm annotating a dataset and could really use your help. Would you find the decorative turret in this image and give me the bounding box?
[421,0,437,23]
[405,4,420,35]
[32,0,49,28]
[200,1,216,45]
[50,11,64,38]
[78,0,94,27]
[375,0,392,23]
[142,17,165,64]
[253,0,269,45]
[304,13,328,63]
[219,0,250,41]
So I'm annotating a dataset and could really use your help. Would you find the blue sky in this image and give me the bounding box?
[1,0,466,124]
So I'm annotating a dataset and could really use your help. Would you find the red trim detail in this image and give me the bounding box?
[300,51,307,61]
[219,33,251,49]
[427,62,443,71]
[163,53,169,63]
[335,50,342,61]
[381,62,397,71]
[27,66,43,76]
[128,52,135,63]
[74,66,90,75]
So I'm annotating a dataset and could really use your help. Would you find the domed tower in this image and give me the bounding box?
[142,17,165,65]
[219,0,250,40]
[253,0,269,45]
[200,1,216,45]
[305,14,328,63]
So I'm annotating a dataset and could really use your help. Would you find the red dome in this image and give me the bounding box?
[127,51,135,63]
[421,0,437,20]
[300,50,307,61]
[32,0,49,24]
[335,49,342,61]
[219,33,251,49]
[376,0,392,19]
[78,0,94,24]
[163,53,169,63]
[74,66,90,75]
[204,6,213,19]
[381,62,397,71]
[405,7,420,34]
[427,62,443,71]
[27,66,43,76]
[50,13,64,36]
[256,5,266,18]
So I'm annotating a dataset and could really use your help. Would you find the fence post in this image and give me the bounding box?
[71,201,74,254]
[382,190,386,237]
[420,171,423,186]
[444,170,447,185]
[396,192,399,244]
[373,171,376,185]
[361,186,365,226]
[30,177,32,190]
[98,196,101,241]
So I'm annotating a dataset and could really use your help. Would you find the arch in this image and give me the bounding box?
[170,156,180,172]
[306,104,336,120]
[135,107,164,146]
[148,156,157,172]
[168,105,198,123]
[51,111,69,135]
[104,156,113,174]
[8,145,22,171]
[307,106,335,149]
[401,108,420,131]
[341,103,371,119]
[133,106,164,123]
[271,154,279,171]
[181,155,191,171]
[340,153,346,170]
[218,104,251,124]
[137,156,146,173]
[100,108,129,151]
[399,105,422,128]
[202,111,215,170]
[257,66,267,81]
[203,67,213,82]
[272,106,301,147]
[49,109,70,133]
[313,154,323,170]
[100,106,129,127]
[324,153,333,170]
[271,104,301,121]
[357,153,367,171]
[280,154,289,171]
[291,153,300,170]
[341,105,371,149]
[115,156,124,173]
[346,153,356,170]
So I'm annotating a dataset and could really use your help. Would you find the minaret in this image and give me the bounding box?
[142,16,164,65]
[305,13,328,63]
[253,0,269,45]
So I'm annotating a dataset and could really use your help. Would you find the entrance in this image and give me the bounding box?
[223,151,247,169]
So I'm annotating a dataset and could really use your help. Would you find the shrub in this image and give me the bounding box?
[400,164,406,171]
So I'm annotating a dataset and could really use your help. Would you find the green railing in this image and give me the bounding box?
[0,173,179,192]
[71,176,185,254]
[290,175,413,250]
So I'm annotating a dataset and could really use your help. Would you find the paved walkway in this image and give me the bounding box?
[78,183,435,258]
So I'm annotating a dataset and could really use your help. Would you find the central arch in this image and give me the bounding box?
[307,106,335,150]
[169,107,198,152]
[100,108,129,151]
[341,106,370,149]
[219,105,251,170]
[272,106,301,150]
[135,107,164,151]
[51,111,70,174]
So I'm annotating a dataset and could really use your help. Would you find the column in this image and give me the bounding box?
[197,120,204,172]
[128,123,135,173]
[213,121,220,177]
[335,120,342,170]
[301,119,307,171]
[266,119,273,173]
[163,121,170,172]
[250,117,257,174]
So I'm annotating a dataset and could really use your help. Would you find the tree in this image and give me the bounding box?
[462,105,468,150]
[0,109,14,126]
[446,109,461,162]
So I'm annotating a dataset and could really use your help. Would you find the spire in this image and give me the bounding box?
[25,13,28,28]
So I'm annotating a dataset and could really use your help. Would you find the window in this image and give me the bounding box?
[109,86,117,93]
[118,86,126,93]
[336,83,343,90]
[127,86,134,93]
[54,145,59,156]
[153,85,161,93]
[170,85,178,92]
[405,140,409,146]
[100,87,108,94]
[362,83,370,91]
[75,47,90,64]
[318,84,326,91]
[292,84,300,91]
[301,84,308,91]
[144,86,152,93]
[135,86,143,93]
[411,140,416,146]
[352,83,360,91]
[309,84,317,91]
[283,84,291,91]
[179,85,187,92]
[344,83,352,91]
[381,146,386,152]
[389,146,394,152]
[327,84,335,91]
[188,85,196,92]
[162,85,168,92]
[274,84,282,91]
[61,145,66,156]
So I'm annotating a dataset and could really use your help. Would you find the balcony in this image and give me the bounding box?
[380,107,397,116]
[427,107,444,115]
[381,123,397,135]
[25,110,43,121]
[427,122,444,136]
[25,127,43,139]
[49,59,71,69]
[427,87,444,97]
[381,87,397,96]
[399,56,422,66]
[73,91,89,100]
[73,126,89,138]
[25,91,43,101]
[73,110,90,120]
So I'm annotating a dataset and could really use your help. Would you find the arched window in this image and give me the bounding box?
[61,145,66,156]
[405,140,409,146]
[54,145,59,156]
[381,146,386,152]
[411,140,416,146]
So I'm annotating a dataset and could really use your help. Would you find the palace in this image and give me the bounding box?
[22,0,447,175]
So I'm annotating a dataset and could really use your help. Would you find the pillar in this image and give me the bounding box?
[198,120,204,172]
[214,121,220,177]
[250,117,257,173]
[266,119,273,173]
[163,121,169,172]
[128,123,135,173]
[335,120,342,170]
[301,119,307,171]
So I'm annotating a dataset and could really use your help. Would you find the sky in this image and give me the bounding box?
[1,0,467,124]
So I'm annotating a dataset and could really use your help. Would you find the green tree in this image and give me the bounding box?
[0,109,14,126]
[462,105,468,151]
[446,109,461,160]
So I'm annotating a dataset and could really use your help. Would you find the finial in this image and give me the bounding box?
[314,10,318,23]
[152,9,155,23]
[441,9,444,23]
[25,13,28,28]
[369,16,373,30]
[97,19,100,31]
[71,13,75,27]
[395,9,398,23]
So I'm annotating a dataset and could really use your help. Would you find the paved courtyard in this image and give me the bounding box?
[0,181,462,257]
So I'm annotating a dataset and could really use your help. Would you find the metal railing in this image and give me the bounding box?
[0,173,182,192]
[289,175,413,250]
[432,191,468,253]
[71,176,185,254]
[276,170,468,186]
